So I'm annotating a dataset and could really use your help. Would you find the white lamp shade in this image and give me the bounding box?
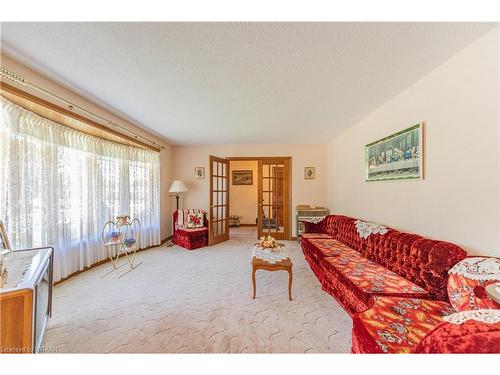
[169,180,189,193]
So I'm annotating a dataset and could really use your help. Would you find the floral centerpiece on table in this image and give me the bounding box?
[257,235,282,250]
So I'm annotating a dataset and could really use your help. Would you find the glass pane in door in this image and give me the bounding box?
[259,160,287,238]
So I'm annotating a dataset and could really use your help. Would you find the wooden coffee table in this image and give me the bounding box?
[251,250,293,301]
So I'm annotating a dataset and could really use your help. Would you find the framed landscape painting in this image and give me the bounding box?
[232,170,253,185]
[365,123,424,182]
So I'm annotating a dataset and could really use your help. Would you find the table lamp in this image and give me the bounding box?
[169,180,189,210]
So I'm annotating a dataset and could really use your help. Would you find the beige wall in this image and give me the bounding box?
[327,27,500,256]
[229,160,258,225]
[0,54,175,240]
[4,26,499,254]
[173,144,327,237]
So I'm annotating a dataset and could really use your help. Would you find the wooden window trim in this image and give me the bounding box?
[0,82,160,152]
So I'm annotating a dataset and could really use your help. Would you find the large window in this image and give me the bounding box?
[0,96,161,281]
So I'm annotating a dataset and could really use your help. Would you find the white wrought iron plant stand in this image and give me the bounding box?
[101,217,142,278]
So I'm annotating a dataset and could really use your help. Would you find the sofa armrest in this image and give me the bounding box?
[303,220,325,234]
[416,319,500,353]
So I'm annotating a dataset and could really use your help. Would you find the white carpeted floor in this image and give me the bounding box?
[42,238,352,353]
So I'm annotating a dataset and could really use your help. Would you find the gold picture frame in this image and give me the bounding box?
[365,123,424,182]
[232,170,253,185]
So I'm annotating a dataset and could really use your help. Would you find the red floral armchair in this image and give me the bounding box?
[172,209,208,250]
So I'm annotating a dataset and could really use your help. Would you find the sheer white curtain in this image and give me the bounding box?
[0,97,161,281]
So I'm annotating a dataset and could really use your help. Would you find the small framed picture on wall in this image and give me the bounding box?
[304,167,315,179]
[194,167,205,179]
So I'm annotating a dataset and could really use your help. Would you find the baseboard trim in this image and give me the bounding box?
[161,236,172,245]
[238,224,257,227]
[54,235,173,286]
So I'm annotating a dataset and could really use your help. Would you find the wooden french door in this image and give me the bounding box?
[257,158,291,240]
[209,155,230,245]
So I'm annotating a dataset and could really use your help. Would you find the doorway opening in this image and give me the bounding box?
[229,160,258,238]
[208,156,291,245]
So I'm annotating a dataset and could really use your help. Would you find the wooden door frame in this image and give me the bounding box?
[209,155,230,246]
[226,156,292,240]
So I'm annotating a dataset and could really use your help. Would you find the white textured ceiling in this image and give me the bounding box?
[0,22,495,145]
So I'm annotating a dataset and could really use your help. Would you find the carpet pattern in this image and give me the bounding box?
[42,238,352,353]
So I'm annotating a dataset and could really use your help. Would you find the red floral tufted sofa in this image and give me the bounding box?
[301,215,500,353]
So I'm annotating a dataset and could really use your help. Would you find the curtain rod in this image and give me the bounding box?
[0,67,165,150]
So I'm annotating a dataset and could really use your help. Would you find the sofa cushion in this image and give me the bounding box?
[174,209,205,230]
[333,216,365,253]
[447,257,500,312]
[417,239,468,301]
[304,214,347,238]
[305,215,365,251]
[352,296,455,353]
[367,231,467,301]
[308,215,468,301]
[415,317,500,353]
[323,250,428,299]
[301,233,333,240]
[186,212,205,228]
[176,227,208,236]
[307,238,360,261]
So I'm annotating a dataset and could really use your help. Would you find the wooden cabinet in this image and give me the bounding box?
[0,247,53,354]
